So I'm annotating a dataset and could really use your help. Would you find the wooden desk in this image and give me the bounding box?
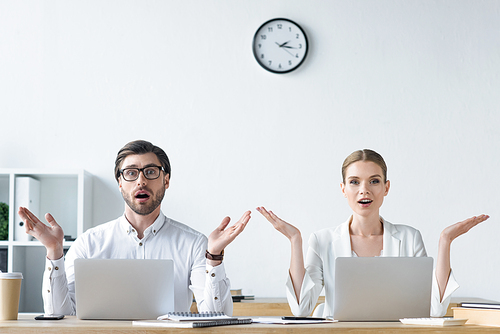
[1,314,500,334]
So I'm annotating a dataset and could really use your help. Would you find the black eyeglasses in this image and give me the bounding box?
[120,166,165,181]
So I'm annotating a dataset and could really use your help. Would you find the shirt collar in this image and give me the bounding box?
[120,211,166,236]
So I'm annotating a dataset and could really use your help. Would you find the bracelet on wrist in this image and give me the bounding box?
[205,249,224,261]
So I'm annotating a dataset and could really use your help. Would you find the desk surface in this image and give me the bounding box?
[1,314,500,334]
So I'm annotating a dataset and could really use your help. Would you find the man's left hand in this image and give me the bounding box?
[207,211,251,258]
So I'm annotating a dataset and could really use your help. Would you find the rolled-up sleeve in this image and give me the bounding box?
[285,233,324,316]
[430,269,459,317]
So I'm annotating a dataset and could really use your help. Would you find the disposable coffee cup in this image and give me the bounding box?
[0,272,23,320]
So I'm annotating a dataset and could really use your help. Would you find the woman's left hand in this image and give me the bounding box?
[441,214,490,244]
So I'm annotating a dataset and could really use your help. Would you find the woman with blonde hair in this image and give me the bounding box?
[257,149,489,318]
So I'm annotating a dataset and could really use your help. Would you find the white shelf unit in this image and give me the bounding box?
[0,169,92,312]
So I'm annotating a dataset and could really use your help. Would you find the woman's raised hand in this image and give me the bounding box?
[440,214,490,243]
[256,206,301,241]
[436,214,490,303]
[257,206,305,300]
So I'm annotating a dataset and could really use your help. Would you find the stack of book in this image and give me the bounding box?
[231,288,255,302]
[453,302,500,327]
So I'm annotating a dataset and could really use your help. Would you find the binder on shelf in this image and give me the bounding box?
[14,176,41,242]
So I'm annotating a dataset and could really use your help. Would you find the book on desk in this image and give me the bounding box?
[231,288,255,302]
[447,297,500,327]
[453,302,500,327]
[134,311,252,328]
[133,318,252,328]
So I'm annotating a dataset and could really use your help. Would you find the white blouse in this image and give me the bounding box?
[285,217,459,318]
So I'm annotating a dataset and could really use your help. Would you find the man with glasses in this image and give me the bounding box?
[18,140,251,316]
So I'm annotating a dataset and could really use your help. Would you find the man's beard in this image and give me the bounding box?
[121,186,165,216]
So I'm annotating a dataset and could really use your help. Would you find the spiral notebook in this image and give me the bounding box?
[158,312,235,321]
[134,312,251,328]
[133,318,253,328]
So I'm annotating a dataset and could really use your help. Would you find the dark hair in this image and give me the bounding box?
[341,149,387,183]
[114,140,171,182]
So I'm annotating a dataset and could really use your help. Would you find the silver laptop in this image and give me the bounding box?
[74,259,175,320]
[334,257,433,321]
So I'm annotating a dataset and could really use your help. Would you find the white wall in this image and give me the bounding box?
[1,0,499,301]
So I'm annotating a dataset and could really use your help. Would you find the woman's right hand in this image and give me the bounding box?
[257,206,305,301]
[256,206,301,241]
[18,207,65,260]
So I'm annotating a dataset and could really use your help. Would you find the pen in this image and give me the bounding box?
[281,316,326,321]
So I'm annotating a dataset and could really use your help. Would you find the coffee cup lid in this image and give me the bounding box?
[0,272,23,279]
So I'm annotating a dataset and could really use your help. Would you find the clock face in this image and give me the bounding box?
[252,18,309,74]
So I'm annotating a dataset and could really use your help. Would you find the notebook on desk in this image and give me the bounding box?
[74,259,175,320]
[334,257,433,321]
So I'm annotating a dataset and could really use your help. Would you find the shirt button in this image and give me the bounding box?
[48,267,51,271]
[211,273,215,277]
[47,290,51,293]
[139,242,143,246]
[153,230,156,233]
[205,270,208,274]
[214,297,218,300]
[55,266,59,270]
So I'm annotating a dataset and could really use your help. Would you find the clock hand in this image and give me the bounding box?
[282,47,294,57]
[282,45,298,49]
[275,41,292,48]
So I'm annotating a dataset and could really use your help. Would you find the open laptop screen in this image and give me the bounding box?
[334,257,433,321]
[74,259,174,320]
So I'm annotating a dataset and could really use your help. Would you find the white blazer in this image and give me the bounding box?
[285,217,459,318]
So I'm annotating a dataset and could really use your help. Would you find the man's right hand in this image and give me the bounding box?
[18,207,65,260]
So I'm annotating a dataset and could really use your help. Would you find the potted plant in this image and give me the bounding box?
[0,202,8,241]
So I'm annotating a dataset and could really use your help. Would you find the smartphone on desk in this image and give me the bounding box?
[35,314,65,320]
[281,316,326,321]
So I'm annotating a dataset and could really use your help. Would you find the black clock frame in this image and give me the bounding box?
[252,18,309,74]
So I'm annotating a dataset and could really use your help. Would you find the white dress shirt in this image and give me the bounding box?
[285,217,459,318]
[42,212,233,316]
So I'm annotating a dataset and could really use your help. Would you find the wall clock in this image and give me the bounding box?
[252,18,309,74]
